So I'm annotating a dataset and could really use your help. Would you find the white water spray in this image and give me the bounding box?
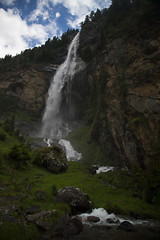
[41,32,81,139]
[59,139,82,161]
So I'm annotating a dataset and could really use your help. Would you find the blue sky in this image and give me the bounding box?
[0,0,111,58]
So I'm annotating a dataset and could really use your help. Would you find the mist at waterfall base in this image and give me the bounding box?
[40,32,84,161]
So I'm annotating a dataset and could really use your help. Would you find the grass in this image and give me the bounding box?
[0,124,160,239]
[67,125,107,166]
[1,161,160,219]
[1,160,160,239]
[0,222,38,240]
[0,128,19,153]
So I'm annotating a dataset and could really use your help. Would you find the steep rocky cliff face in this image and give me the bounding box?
[79,6,160,168]
[0,65,55,117]
[104,36,160,168]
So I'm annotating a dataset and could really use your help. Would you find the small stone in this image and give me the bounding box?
[107,218,120,224]
[87,216,100,223]
[35,190,46,200]
[118,221,135,232]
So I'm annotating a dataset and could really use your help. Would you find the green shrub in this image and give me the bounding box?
[2,115,15,134]
[7,143,32,169]
[0,128,6,141]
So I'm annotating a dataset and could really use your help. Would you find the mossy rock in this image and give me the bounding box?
[34,145,68,174]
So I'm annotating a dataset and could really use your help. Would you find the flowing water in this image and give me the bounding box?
[41,32,83,160]
[41,32,81,140]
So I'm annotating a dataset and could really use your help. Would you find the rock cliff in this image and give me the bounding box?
[79,6,160,168]
[0,65,55,116]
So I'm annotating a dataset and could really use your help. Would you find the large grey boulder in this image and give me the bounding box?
[54,186,92,214]
[35,145,68,174]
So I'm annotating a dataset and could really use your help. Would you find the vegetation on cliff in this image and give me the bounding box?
[0,29,78,73]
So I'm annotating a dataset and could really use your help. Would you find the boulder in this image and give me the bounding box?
[87,216,100,223]
[55,215,83,238]
[54,186,92,214]
[26,210,56,222]
[36,146,68,174]
[118,221,135,232]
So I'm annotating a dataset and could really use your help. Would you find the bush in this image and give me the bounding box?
[7,144,32,168]
[0,128,6,141]
[2,115,15,134]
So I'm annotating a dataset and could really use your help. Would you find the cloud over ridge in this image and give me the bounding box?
[0,0,111,58]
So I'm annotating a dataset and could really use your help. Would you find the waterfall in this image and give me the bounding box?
[41,32,81,140]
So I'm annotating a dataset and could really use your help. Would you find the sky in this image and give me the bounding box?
[0,0,111,58]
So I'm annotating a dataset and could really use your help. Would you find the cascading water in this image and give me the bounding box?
[41,32,82,161]
[41,32,80,140]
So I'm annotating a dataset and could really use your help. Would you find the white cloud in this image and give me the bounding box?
[67,16,84,29]
[29,0,110,26]
[0,0,15,6]
[0,0,111,58]
[29,0,51,22]
[50,0,110,17]
[0,8,59,58]
[35,0,111,28]
[55,12,60,18]
[64,0,111,28]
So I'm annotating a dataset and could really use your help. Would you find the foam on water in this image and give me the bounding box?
[59,139,82,161]
[78,208,154,227]
[96,166,115,174]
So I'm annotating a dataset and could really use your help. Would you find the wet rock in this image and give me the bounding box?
[118,221,135,232]
[43,157,67,174]
[54,186,92,214]
[36,146,68,174]
[87,216,100,223]
[55,215,83,238]
[107,218,120,224]
[26,210,56,222]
